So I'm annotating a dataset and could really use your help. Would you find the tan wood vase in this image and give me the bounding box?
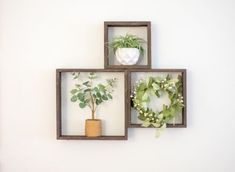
[85,119,101,137]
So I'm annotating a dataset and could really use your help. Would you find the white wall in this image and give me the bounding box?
[0,0,235,171]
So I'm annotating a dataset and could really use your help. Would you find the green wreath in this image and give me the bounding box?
[131,74,184,128]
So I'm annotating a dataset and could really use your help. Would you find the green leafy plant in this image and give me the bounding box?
[70,72,117,119]
[131,75,184,136]
[109,34,145,54]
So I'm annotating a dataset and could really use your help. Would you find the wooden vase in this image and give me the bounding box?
[85,119,101,137]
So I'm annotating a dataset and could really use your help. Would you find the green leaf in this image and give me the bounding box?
[88,72,96,79]
[166,74,170,80]
[154,77,161,83]
[155,91,160,97]
[102,95,108,100]
[138,83,146,91]
[79,102,86,108]
[147,77,153,87]
[83,81,90,87]
[77,93,85,101]
[136,90,144,99]
[75,84,81,88]
[158,113,163,119]
[141,121,151,127]
[152,83,160,91]
[96,92,101,98]
[70,89,78,94]
[94,87,99,92]
[84,88,91,92]
[71,95,77,102]
[163,104,167,111]
[107,94,112,99]
[98,84,106,92]
[95,99,103,105]
[142,92,149,102]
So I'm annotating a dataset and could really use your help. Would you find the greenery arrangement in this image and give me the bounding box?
[131,74,184,135]
[109,34,145,54]
[70,72,117,119]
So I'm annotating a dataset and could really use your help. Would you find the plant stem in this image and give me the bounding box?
[89,77,96,119]
[89,91,95,119]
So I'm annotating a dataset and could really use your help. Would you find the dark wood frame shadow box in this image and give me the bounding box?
[127,69,187,128]
[104,21,151,69]
[56,69,128,140]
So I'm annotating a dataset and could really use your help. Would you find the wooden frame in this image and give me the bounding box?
[127,69,187,128]
[56,69,128,140]
[104,21,151,69]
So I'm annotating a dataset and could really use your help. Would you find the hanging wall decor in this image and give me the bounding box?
[127,69,187,129]
[104,21,151,69]
[56,69,128,140]
[56,21,187,140]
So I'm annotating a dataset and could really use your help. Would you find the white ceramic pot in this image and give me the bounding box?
[115,48,140,65]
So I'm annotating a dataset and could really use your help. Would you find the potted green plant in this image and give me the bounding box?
[70,72,117,137]
[109,34,145,65]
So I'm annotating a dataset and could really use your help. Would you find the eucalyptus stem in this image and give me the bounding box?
[89,91,95,119]
[89,77,96,119]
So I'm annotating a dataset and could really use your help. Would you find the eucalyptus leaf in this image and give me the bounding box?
[83,81,91,87]
[98,84,106,92]
[77,92,85,101]
[70,89,78,94]
[79,102,86,108]
[96,92,101,98]
[94,87,99,92]
[107,94,112,99]
[102,95,108,100]
[71,95,77,102]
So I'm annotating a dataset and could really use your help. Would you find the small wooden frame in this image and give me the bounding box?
[104,21,151,69]
[56,69,128,140]
[127,69,187,128]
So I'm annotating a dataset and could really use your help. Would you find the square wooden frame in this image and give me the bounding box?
[127,69,187,128]
[104,21,151,69]
[56,69,128,140]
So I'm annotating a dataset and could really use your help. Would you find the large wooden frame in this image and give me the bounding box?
[104,21,151,69]
[56,69,128,140]
[127,69,187,128]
